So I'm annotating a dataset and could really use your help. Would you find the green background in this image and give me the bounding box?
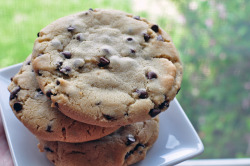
[1,0,249,159]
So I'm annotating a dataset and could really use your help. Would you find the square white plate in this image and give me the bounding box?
[0,64,204,166]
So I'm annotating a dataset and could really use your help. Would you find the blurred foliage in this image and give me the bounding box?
[0,0,131,68]
[0,0,249,159]
[171,0,250,158]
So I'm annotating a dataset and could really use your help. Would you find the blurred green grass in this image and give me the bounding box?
[0,0,131,68]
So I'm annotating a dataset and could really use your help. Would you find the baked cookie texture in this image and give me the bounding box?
[8,55,118,142]
[38,117,159,166]
[32,8,182,127]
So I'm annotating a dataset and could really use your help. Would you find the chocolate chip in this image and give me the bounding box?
[125,151,132,160]
[149,109,161,117]
[10,86,21,100]
[56,80,60,85]
[76,35,81,41]
[146,71,157,79]
[89,8,93,11]
[46,125,52,132]
[133,16,140,20]
[37,70,42,76]
[67,26,75,32]
[44,147,54,153]
[95,101,101,105]
[36,88,44,95]
[103,114,114,120]
[159,100,169,109]
[151,25,159,33]
[56,61,63,69]
[10,77,13,81]
[157,35,164,41]
[37,32,40,37]
[143,33,150,42]
[60,66,71,74]
[134,143,145,151]
[176,87,181,94]
[136,89,148,99]
[98,57,110,67]
[46,90,53,98]
[127,37,133,41]
[13,102,23,112]
[76,34,85,41]
[126,134,136,145]
[102,48,110,55]
[130,49,136,54]
[55,102,59,108]
[26,60,31,65]
[61,51,72,59]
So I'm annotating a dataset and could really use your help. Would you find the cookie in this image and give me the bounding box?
[8,55,118,142]
[38,117,159,166]
[32,8,182,127]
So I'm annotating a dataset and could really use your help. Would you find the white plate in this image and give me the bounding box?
[0,64,204,166]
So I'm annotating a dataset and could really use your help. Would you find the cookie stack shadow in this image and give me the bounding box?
[8,8,182,166]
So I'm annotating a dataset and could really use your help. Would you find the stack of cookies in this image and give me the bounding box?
[8,9,182,166]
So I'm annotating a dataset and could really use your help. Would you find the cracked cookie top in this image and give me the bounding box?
[8,55,118,142]
[38,117,159,166]
[31,9,182,127]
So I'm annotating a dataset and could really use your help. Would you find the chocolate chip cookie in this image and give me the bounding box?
[8,55,118,142]
[32,9,182,127]
[38,117,159,166]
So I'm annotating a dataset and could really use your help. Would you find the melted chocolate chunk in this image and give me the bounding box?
[13,102,23,112]
[46,125,52,132]
[149,109,161,117]
[10,77,13,81]
[143,33,150,42]
[37,32,40,37]
[151,25,159,33]
[89,8,94,11]
[67,26,75,32]
[126,134,136,145]
[127,37,133,41]
[61,51,72,59]
[136,89,148,99]
[157,35,164,41]
[146,71,157,79]
[133,16,140,20]
[103,114,114,120]
[98,57,110,67]
[44,147,54,153]
[9,86,21,100]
